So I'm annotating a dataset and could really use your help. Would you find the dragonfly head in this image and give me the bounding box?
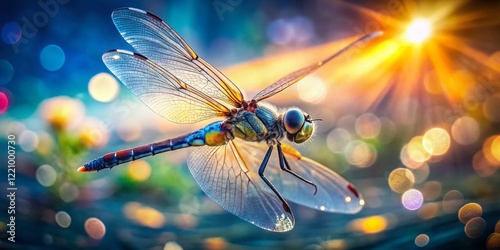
[283,108,314,144]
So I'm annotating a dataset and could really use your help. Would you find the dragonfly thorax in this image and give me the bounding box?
[225,102,314,145]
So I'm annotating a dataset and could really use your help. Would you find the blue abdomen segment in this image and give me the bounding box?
[79,121,227,172]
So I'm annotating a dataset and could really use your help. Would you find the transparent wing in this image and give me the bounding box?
[252,31,383,102]
[234,140,364,214]
[111,7,244,107]
[187,140,295,232]
[103,50,231,124]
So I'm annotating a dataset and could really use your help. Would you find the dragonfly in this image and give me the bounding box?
[78,7,382,232]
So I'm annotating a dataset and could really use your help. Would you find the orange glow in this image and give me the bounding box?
[127,160,152,182]
[405,19,432,43]
[349,215,388,234]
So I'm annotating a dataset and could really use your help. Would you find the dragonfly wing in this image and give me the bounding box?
[252,31,383,102]
[103,50,231,124]
[234,140,364,214]
[187,140,295,232]
[111,7,244,107]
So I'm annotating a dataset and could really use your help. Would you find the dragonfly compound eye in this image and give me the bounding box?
[283,108,305,135]
[293,121,313,144]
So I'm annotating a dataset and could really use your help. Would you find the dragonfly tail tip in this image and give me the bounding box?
[77,166,87,172]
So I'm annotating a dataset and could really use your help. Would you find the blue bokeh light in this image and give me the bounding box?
[0,60,14,85]
[40,44,65,71]
[1,22,22,45]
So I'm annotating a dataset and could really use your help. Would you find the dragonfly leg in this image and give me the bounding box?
[277,142,318,195]
[258,146,293,214]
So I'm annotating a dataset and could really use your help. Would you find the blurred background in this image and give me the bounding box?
[1,0,500,249]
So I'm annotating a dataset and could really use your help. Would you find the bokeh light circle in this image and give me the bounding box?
[40,44,65,71]
[0,60,14,85]
[400,144,424,169]
[451,116,480,145]
[422,128,450,156]
[88,72,120,102]
[483,94,500,122]
[421,181,442,201]
[127,160,151,182]
[355,113,381,139]
[458,203,483,224]
[344,140,377,168]
[0,91,9,114]
[84,217,106,239]
[388,168,415,193]
[465,217,486,239]
[402,189,424,210]
[442,190,464,213]
[326,128,351,153]
[487,233,500,250]
[472,151,497,177]
[1,22,22,45]
[414,234,430,247]
[39,96,85,130]
[296,76,326,104]
[59,182,79,202]
[19,130,39,152]
[407,136,431,162]
[55,211,71,228]
[36,164,57,187]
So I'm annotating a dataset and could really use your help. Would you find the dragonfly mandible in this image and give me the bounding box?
[78,7,382,232]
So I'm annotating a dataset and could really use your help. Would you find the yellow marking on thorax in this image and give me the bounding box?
[281,143,302,159]
[205,131,227,146]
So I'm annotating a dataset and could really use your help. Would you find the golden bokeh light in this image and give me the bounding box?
[451,116,480,145]
[422,128,450,156]
[127,160,152,182]
[458,203,483,224]
[77,117,110,149]
[388,168,415,193]
[39,96,85,130]
[296,76,327,104]
[483,94,500,123]
[407,136,432,163]
[482,136,500,166]
[204,237,228,250]
[348,215,388,234]
[405,18,432,44]
[124,202,165,228]
[88,72,120,103]
[487,233,500,250]
[400,144,424,169]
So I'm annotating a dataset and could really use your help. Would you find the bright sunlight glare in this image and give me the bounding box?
[405,18,432,44]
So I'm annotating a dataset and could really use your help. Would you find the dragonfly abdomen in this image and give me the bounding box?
[78,121,228,172]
